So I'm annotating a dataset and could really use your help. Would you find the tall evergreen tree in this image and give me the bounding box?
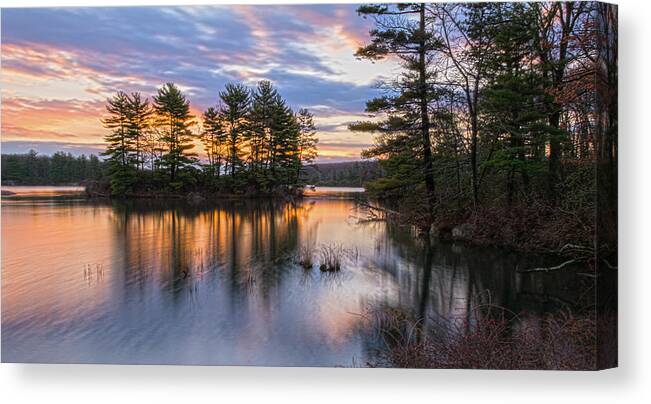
[218,83,250,178]
[126,92,151,171]
[152,83,196,184]
[480,2,549,205]
[201,106,227,178]
[295,108,318,183]
[269,99,300,185]
[250,81,281,173]
[101,91,136,194]
[354,3,438,221]
[102,91,132,167]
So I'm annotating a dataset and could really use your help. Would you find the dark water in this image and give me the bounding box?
[1,187,587,366]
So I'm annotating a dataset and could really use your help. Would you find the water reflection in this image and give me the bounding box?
[367,230,592,340]
[1,195,588,366]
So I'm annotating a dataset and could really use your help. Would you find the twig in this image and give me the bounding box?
[601,258,618,270]
[356,200,401,217]
[517,259,579,273]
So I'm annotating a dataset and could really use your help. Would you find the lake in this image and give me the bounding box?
[1,186,586,366]
[1,185,85,197]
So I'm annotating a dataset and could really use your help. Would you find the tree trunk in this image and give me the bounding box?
[547,3,573,202]
[548,111,561,200]
[418,4,436,221]
[470,108,479,207]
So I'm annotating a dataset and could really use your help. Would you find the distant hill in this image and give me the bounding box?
[301,160,383,187]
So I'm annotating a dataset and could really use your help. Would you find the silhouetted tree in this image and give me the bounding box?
[127,92,152,171]
[218,83,250,178]
[152,83,196,185]
[201,106,227,179]
[295,108,318,183]
[354,3,437,220]
[102,91,137,194]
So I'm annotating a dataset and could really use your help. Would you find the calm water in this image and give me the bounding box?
[2,185,85,197]
[1,186,585,366]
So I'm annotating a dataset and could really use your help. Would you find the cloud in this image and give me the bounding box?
[3,97,104,137]
[1,4,395,161]
[1,140,105,156]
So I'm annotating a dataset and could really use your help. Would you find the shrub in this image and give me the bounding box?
[364,305,603,370]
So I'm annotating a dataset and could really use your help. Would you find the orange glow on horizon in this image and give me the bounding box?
[0,5,393,161]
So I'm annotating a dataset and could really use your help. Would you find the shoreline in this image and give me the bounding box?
[2,184,603,265]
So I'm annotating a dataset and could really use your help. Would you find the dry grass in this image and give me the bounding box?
[319,244,344,272]
[296,245,315,269]
[295,243,355,272]
[365,305,612,370]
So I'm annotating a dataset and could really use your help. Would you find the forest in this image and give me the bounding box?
[301,161,383,187]
[2,2,617,256]
[350,2,617,254]
[1,150,104,185]
[0,153,381,188]
[0,2,618,371]
[95,80,317,197]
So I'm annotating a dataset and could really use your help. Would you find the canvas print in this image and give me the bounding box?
[1,2,617,369]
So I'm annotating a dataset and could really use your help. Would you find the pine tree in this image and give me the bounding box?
[201,106,227,178]
[101,91,136,194]
[218,83,250,178]
[152,83,196,184]
[480,2,550,205]
[102,91,132,167]
[126,92,151,171]
[355,3,438,220]
[269,99,300,186]
[250,81,281,174]
[295,108,318,183]
[98,80,318,195]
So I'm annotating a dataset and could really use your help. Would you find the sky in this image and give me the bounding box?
[1,4,399,162]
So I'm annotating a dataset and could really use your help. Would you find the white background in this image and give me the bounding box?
[1,0,648,403]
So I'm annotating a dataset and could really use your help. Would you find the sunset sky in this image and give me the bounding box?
[1,4,399,162]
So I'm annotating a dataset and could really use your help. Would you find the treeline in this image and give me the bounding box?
[1,150,104,185]
[352,2,617,251]
[101,80,317,195]
[301,161,383,187]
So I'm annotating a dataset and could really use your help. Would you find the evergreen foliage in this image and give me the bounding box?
[101,91,138,194]
[92,80,318,196]
[296,109,319,183]
[218,83,251,180]
[352,2,617,240]
[1,150,105,185]
[152,83,197,188]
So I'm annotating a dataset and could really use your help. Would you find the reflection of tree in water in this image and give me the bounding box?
[104,198,598,367]
[108,199,305,308]
[359,219,596,363]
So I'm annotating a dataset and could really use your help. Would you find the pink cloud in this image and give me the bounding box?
[1,96,106,142]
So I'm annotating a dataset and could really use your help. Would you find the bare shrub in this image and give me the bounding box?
[365,305,602,370]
